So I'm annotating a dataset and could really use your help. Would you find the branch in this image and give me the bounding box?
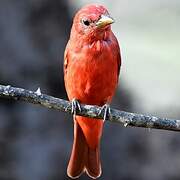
[0,84,180,132]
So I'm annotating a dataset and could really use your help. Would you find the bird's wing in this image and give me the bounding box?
[111,33,121,77]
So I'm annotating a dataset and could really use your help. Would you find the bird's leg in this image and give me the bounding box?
[71,98,81,116]
[98,104,111,121]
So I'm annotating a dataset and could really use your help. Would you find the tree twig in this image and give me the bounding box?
[0,84,180,132]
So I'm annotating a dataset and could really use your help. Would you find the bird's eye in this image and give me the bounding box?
[82,19,90,26]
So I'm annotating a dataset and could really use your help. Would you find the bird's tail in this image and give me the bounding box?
[67,120,101,179]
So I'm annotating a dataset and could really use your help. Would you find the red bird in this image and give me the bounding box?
[64,4,121,179]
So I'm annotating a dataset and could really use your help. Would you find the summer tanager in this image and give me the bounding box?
[64,4,121,179]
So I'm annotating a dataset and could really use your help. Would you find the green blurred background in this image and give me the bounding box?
[0,0,180,180]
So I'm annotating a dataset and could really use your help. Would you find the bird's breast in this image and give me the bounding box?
[65,39,118,105]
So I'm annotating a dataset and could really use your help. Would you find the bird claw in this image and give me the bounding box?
[98,104,111,121]
[71,99,81,116]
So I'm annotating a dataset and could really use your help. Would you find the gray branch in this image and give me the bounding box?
[0,84,180,132]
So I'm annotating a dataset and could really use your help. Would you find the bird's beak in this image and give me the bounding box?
[96,15,114,28]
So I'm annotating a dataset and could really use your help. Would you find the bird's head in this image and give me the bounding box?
[71,4,114,42]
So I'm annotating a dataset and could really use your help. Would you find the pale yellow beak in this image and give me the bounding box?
[96,15,114,28]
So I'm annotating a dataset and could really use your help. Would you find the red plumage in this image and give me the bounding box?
[64,4,121,179]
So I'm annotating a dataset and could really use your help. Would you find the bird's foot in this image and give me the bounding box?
[71,98,81,116]
[98,104,111,121]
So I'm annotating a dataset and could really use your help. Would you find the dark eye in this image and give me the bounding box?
[82,19,90,26]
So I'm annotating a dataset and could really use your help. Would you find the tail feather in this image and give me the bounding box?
[67,120,87,178]
[67,120,101,179]
[85,145,101,179]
